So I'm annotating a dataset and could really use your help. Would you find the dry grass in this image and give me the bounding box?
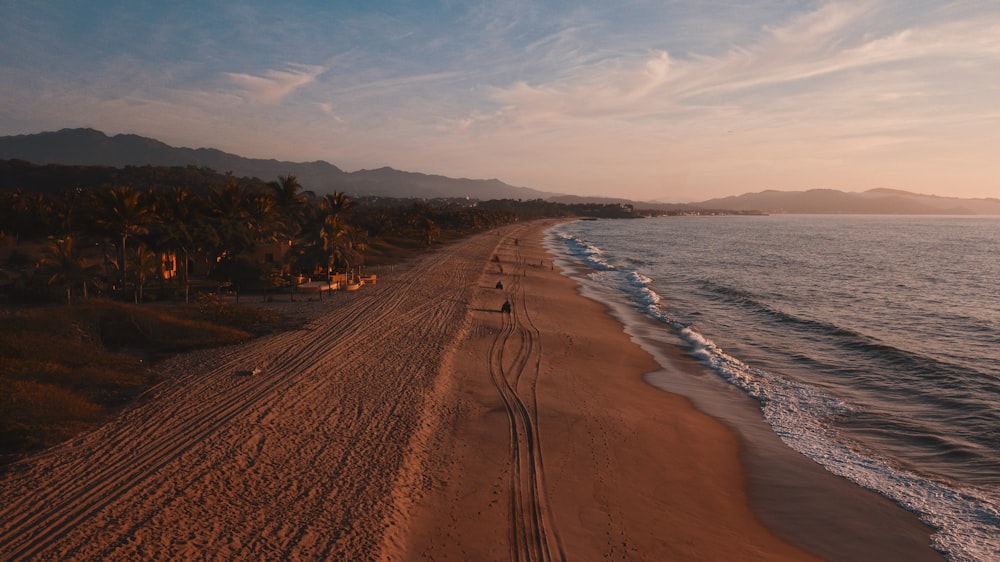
[0,231,470,465]
[0,299,277,464]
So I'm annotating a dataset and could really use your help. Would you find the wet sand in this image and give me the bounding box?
[0,220,942,561]
[401,220,942,561]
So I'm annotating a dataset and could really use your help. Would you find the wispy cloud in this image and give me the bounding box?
[489,50,673,124]
[225,63,326,104]
[4,1,1000,200]
[329,71,464,98]
[316,102,344,123]
[481,1,1000,128]
[684,6,1000,100]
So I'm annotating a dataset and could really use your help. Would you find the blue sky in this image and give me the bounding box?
[2,1,999,201]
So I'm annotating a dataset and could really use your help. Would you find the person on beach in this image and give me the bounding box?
[496,280,503,289]
[501,299,511,313]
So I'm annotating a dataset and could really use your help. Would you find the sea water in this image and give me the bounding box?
[547,215,1000,562]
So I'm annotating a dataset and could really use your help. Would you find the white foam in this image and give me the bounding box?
[682,326,1000,562]
[556,232,615,271]
[546,223,1000,562]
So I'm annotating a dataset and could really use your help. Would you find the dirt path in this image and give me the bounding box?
[0,225,519,561]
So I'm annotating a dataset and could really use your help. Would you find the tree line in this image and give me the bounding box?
[0,175,547,304]
[1,159,657,305]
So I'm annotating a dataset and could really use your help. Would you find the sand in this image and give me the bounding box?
[0,220,943,561]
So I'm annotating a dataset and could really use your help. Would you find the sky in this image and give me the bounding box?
[1,1,999,202]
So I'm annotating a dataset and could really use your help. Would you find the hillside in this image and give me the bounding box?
[693,188,1000,215]
[0,129,555,200]
[3,128,995,213]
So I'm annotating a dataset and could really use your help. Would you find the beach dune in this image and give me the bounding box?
[0,221,940,561]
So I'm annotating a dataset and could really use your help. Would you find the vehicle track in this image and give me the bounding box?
[487,232,566,562]
[0,227,511,561]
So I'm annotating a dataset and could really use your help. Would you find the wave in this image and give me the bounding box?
[699,278,1000,463]
[555,233,615,271]
[698,280,984,386]
[548,224,1000,562]
[680,326,1000,562]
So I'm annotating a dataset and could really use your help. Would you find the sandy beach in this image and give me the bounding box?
[0,220,942,561]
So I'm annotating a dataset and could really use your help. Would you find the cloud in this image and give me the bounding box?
[417,1,1000,200]
[225,63,326,104]
[317,102,344,123]
[486,50,673,126]
[7,0,1000,201]
[330,71,464,98]
[764,1,872,47]
[474,1,1000,135]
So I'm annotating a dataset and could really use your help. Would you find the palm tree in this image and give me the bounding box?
[247,191,291,244]
[206,180,255,258]
[92,186,153,290]
[41,236,100,305]
[322,191,354,218]
[125,243,160,303]
[150,186,208,301]
[267,174,313,241]
[0,188,51,242]
[52,188,87,237]
[289,191,363,294]
[319,216,353,275]
[311,192,360,274]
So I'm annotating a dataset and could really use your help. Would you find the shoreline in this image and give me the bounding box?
[541,220,947,561]
[403,219,943,560]
[0,220,945,560]
[406,222,790,559]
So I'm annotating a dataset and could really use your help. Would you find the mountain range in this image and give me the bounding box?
[692,188,1000,215]
[1,128,998,214]
[0,128,554,200]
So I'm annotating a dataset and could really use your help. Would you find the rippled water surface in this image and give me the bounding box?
[551,215,1000,562]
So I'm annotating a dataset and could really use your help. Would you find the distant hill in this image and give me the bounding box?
[0,159,271,195]
[691,188,1000,215]
[0,128,556,200]
[5,129,996,213]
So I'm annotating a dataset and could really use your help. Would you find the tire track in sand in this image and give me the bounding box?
[488,231,566,562]
[0,227,510,561]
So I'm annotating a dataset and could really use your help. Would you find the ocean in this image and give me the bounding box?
[546,215,999,562]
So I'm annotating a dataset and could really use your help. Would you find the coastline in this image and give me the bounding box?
[0,219,945,560]
[402,219,943,560]
[543,219,950,562]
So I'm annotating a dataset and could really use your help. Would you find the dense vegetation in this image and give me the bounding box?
[0,160,647,305]
[0,160,651,463]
